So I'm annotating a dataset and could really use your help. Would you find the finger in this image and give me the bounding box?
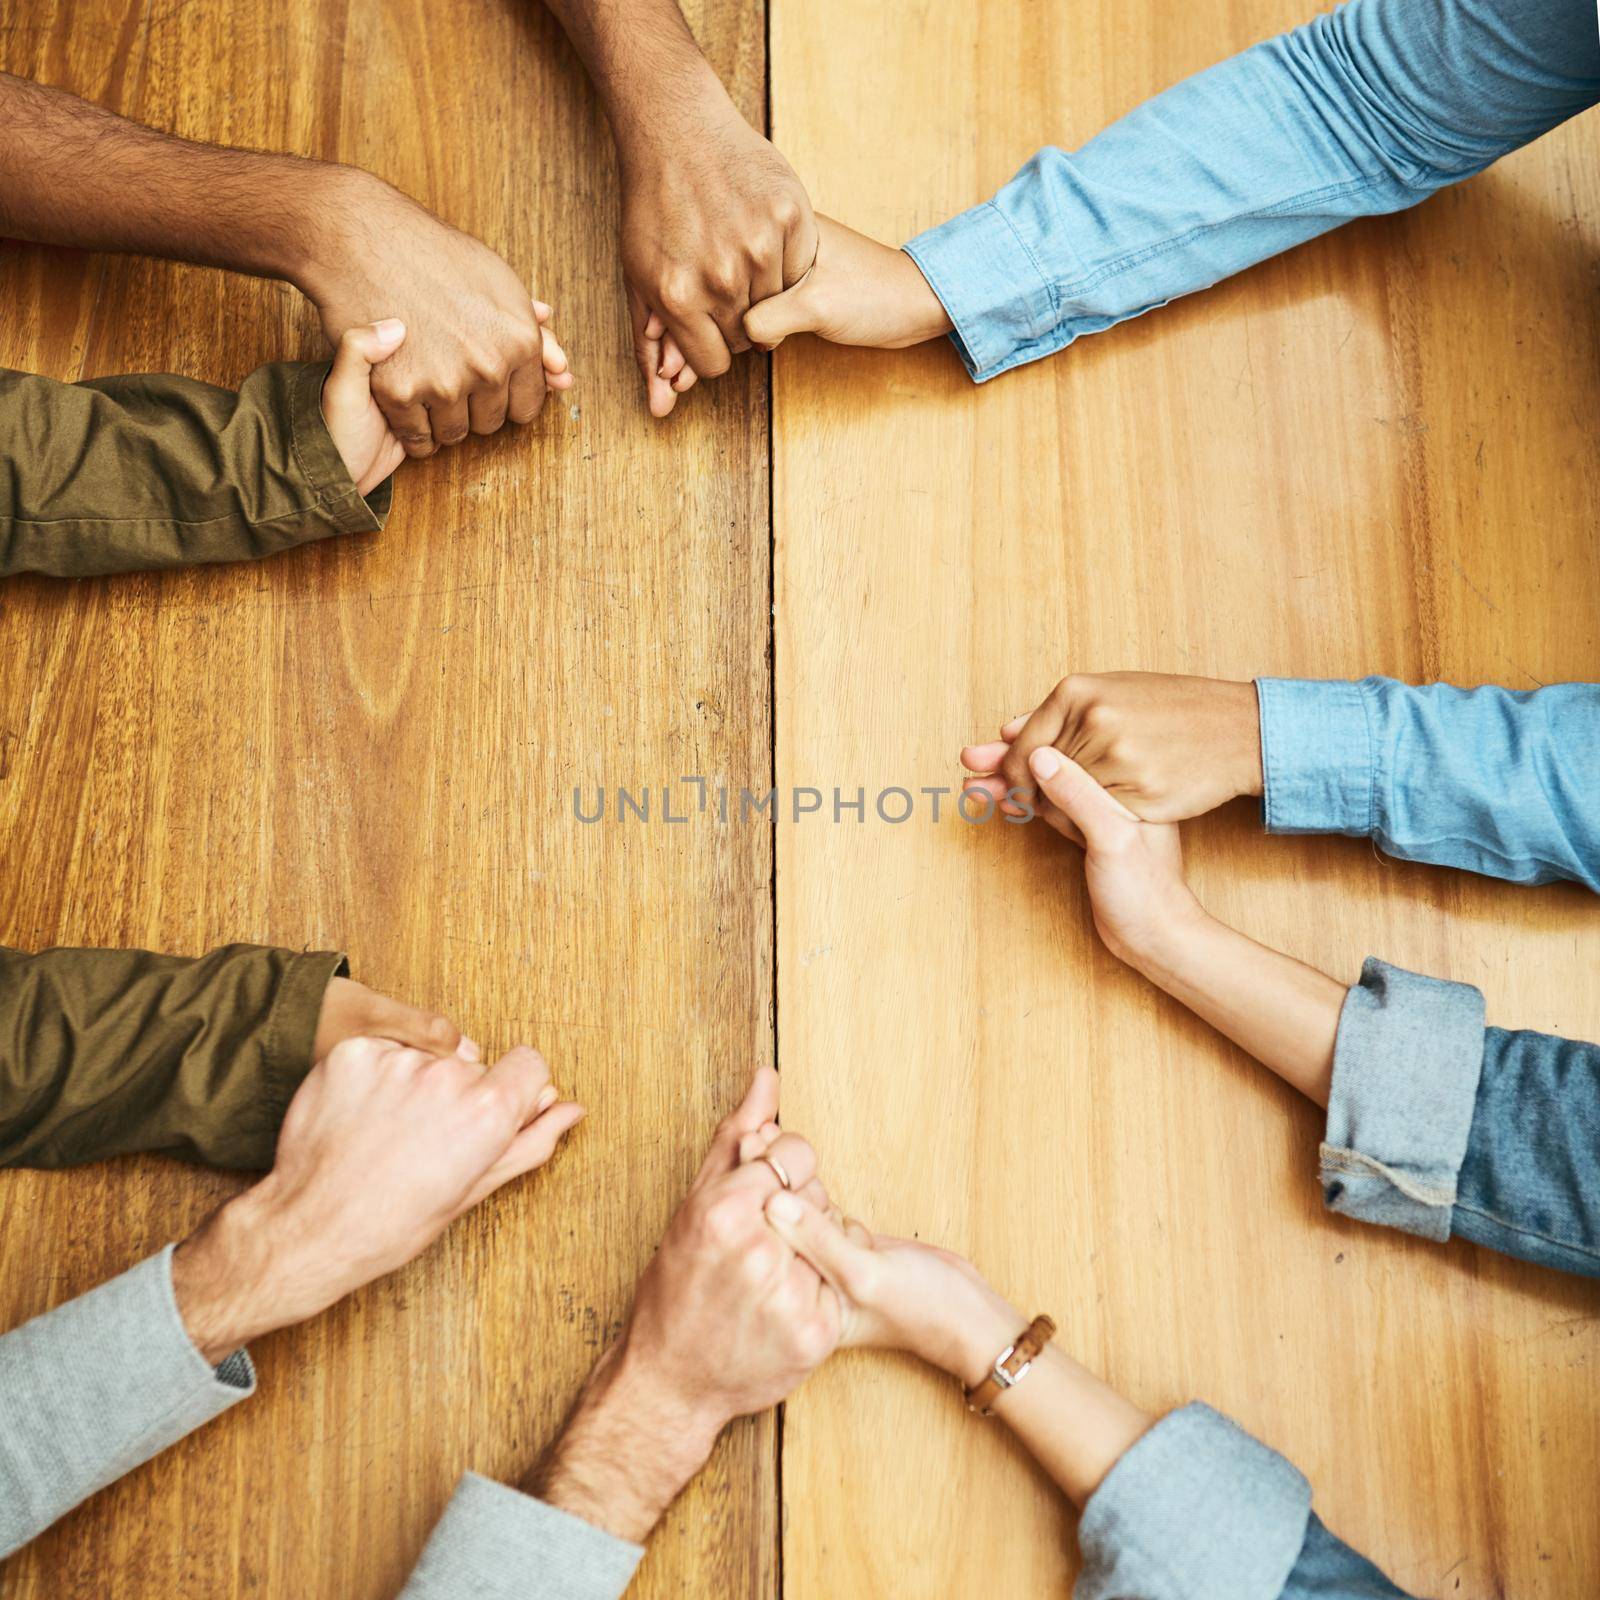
[750,247,784,324]
[961,776,1009,805]
[428,395,471,449]
[671,364,698,396]
[711,303,752,358]
[694,1066,780,1187]
[480,1045,554,1126]
[798,1176,829,1212]
[323,320,406,418]
[743,279,813,352]
[1000,715,1028,740]
[468,382,510,436]
[737,1130,817,1197]
[663,311,731,380]
[1029,749,1138,849]
[658,332,688,384]
[764,1190,866,1315]
[737,1124,782,1165]
[540,328,570,377]
[533,300,553,324]
[782,204,820,287]
[360,993,464,1057]
[630,287,678,418]
[1001,694,1073,801]
[960,740,1012,775]
[507,359,548,425]
[1035,795,1087,848]
[469,1100,587,1203]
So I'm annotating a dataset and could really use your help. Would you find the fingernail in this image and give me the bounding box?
[458,1036,481,1061]
[535,1086,558,1113]
[373,318,406,342]
[1030,747,1062,780]
[768,1191,802,1223]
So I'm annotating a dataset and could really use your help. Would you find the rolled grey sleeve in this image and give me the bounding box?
[399,1472,644,1600]
[0,1244,253,1557]
[1320,959,1487,1241]
[1076,1403,1312,1600]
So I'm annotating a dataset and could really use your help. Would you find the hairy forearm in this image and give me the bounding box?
[540,0,729,150]
[1132,916,1344,1107]
[0,71,359,289]
[525,1339,720,1545]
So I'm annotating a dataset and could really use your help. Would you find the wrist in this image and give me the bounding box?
[1228,678,1265,799]
[1121,904,1227,994]
[286,163,390,302]
[170,1189,284,1366]
[917,1283,1027,1388]
[610,58,738,165]
[529,1338,721,1545]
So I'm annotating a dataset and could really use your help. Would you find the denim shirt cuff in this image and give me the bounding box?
[1321,959,1487,1241]
[1257,678,1374,835]
[904,203,1061,382]
[1076,1403,1311,1600]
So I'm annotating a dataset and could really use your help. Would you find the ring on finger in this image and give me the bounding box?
[760,1153,793,1190]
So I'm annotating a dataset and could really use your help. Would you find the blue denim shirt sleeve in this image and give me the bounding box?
[1282,1516,1415,1598]
[1321,960,1487,1242]
[1323,959,1600,1278]
[902,0,1600,380]
[1257,678,1600,890]
[1077,1403,1412,1599]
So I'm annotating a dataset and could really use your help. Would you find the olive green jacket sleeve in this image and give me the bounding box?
[0,361,392,577]
[0,943,345,1169]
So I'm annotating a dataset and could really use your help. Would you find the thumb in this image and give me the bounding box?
[744,278,815,352]
[766,1189,866,1307]
[325,319,406,410]
[1028,748,1139,850]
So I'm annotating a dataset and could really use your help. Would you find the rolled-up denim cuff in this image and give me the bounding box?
[1321,959,1487,1242]
[904,202,1062,382]
[1076,1403,1311,1600]
[1257,678,1374,835]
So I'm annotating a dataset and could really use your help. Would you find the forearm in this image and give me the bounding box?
[540,0,728,152]
[0,364,388,577]
[1259,678,1600,890]
[0,1247,254,1558]
[960,1318,1151,1508]
[1127,916,1343,1108]
[525,1338,718,1544]
[0,943,344,1168]
[0,72,366,290]
[905,0,1600,380]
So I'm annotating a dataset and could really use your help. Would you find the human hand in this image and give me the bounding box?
[761,1195,1023,1387]
[172,1039,584,1363]
[311,971,478,1063]
[1018,747,1207,970]
[320,321,408,495]
[612,1068,839,1435]
[618,84,815,417]
[525,1068,838,1543]
[741,214,952,354]
[300,170,572,457]
[962,672,1263,823]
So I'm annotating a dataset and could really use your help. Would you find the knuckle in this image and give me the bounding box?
[793,1318,833,1365]
[658,272,698,317]
[1078,698,1118,737]
[770,191,802,229]
[739,1240,781,1285]
[472,350,511,387]
[702,1195,749,1251]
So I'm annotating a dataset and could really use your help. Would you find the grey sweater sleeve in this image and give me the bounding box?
[0,1244,254,1557]
[399,1472,645,1600]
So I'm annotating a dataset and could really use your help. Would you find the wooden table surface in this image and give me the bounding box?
[2,1,1597,1595]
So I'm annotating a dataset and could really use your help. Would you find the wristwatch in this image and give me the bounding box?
[964,1314,1056,1416]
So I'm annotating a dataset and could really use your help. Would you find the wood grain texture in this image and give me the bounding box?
[0,2,774,1595]
[770,2,1600,1597]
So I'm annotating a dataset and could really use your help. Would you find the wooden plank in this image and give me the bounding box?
[770,2,1600,1595]
[0,1,775,1595]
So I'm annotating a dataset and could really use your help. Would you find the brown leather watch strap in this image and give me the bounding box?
[965,1314,1056,1416]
